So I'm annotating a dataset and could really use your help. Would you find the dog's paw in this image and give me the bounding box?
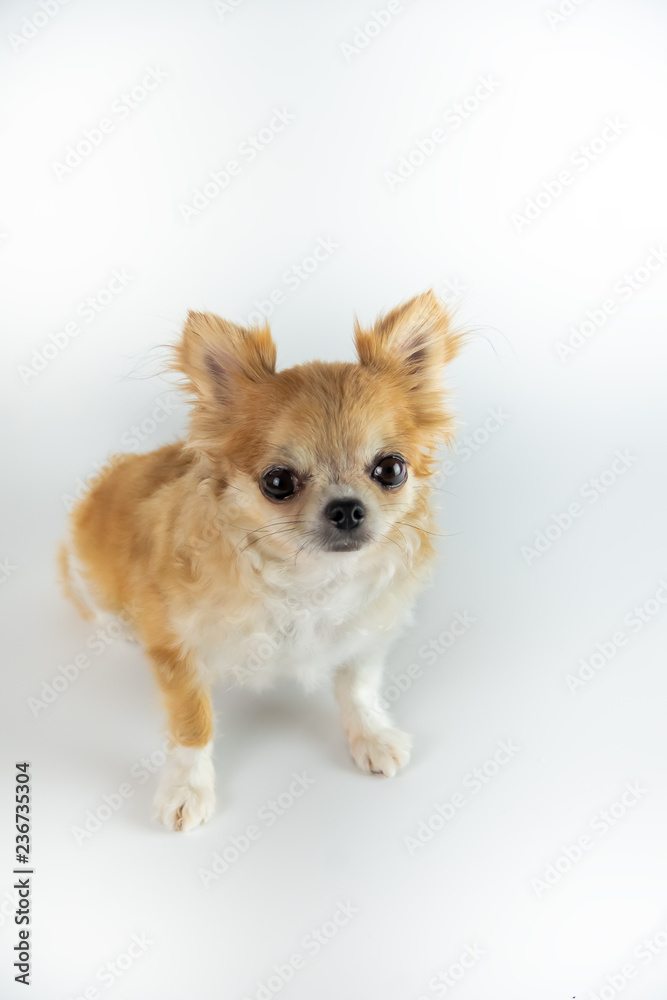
[154,781,215,832]
[153,744,215,832]
[349,728,412,777]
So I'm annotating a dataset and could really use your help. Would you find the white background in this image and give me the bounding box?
[1,0,667,997]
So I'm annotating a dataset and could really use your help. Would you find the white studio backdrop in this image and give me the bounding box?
[1,0,667,998]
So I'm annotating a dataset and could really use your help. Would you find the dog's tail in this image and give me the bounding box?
[57,538,97,622]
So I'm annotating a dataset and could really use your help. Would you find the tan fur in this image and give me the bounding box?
[59,290,463,829]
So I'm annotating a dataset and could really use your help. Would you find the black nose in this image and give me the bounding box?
[325,498,366,531]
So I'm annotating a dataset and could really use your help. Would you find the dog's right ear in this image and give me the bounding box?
[174,311,277,405]
[354,290,462,389]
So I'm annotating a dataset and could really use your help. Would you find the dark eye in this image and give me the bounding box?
[372,455,408,488]
[260,467,298,501]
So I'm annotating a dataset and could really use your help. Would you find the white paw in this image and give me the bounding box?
[154,781,215,832]
[154,744,215,832]
[349,728,412,777]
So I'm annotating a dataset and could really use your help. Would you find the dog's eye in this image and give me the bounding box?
[372,455,408,488]
[260,467,298,501]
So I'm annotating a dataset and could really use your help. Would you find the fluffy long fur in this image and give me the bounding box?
[59,290,462,831]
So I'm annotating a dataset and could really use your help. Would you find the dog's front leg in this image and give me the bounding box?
[334,655,412,777]
[148,644,216,831]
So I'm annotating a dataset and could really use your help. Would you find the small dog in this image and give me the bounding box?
[59,290,462,831]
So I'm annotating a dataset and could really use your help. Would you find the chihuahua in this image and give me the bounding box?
[59,290,462,831]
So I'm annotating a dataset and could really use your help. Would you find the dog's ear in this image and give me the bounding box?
[354,290,462,390]
[175,311,276,405]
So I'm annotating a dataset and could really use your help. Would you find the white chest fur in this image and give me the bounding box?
[176,545,421,692]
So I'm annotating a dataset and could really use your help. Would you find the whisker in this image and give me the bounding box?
[232,517,305,556]
[236,524,303,557]
[384,531,408,559]
[217,513,305,540]
[252,517,306,532]
[387,519,409,552]
[428,484,459,498]
[396,521,463,539]
[294,530,318,565]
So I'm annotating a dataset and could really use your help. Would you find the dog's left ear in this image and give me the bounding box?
[354,290,462,390]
